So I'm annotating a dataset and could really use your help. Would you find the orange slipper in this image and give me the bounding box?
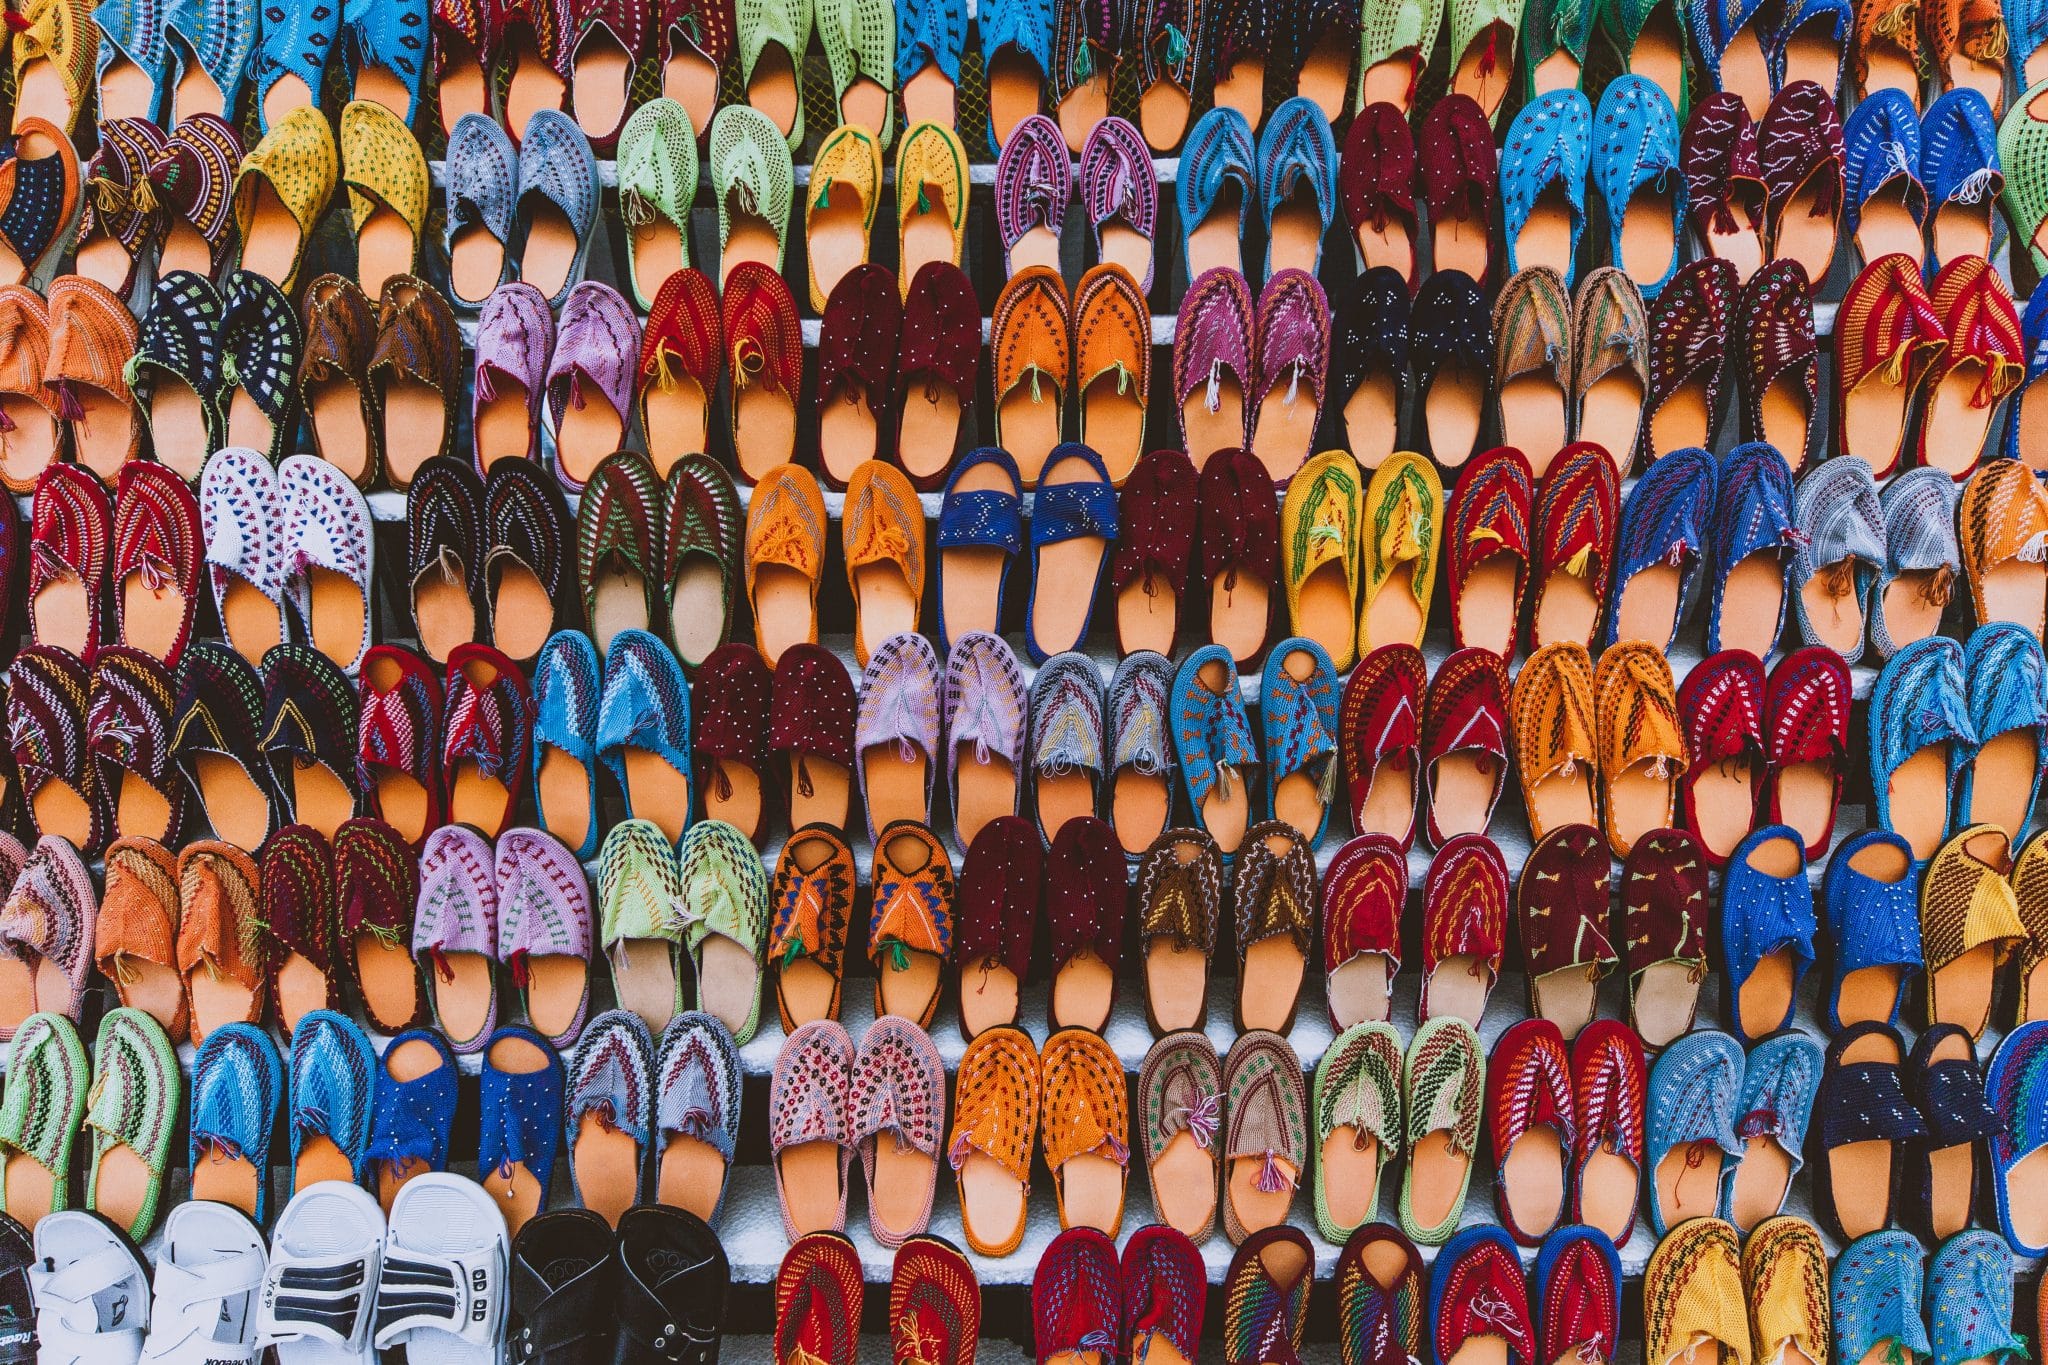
[745,464,827,666]
[950,1026,1040,1256]
[1593,641,1687,857]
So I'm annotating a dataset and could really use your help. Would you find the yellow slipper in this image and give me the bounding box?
[1282,449,1364,670]
[232,105,337,294]
[806,124,883,312]
[9,0,95,133]
[339,100,429,302]
[895,121,967,297]
[1358,451,1441,654]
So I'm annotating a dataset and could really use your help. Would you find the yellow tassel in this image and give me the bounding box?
[1877,339,1914,388]
[1562,542,1593,577]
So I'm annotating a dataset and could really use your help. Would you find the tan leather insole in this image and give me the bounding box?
[276,953,328,1033]
[1359,53,1418,109]
[1618,187,1680,284]
[899,378,963,484]
[481,1033,552,1234]
[1578,1143,1637,1242]
[1691,765,1756,863]
[1857,193,1926,267]
[665,49,721,129]
[94,1142,156,1232]
[622,748,691,842]
[158,219,213,278]
[1429,753,1497,841]
[1150,1130,1216,1237]
[1718,553,1786,656]
[372,770,431,844]
[521,203,580,302]
[288,763,356,840]
[0,960,33,1039]
[1648,381,1712,458]
[1052,951,1114,1032]
[375,1038,446,1212]
[536,750,593,853]
[745,42,800,136]
[809,185,869,308]
[1923,365,1996,477]
[863,745,929,832]
[1060,1151,1124,1233]
[1727,1132,1792,1232]
[95,58,156,122]
[1433,210,1489,279]
[1526,766,1597,837]
[31,573,91,656]
[657,1132,727,1224]
[1977,552,2047,637]
[700,933,762,1033]
[355,207,415,302]
[1344,376,1400,469]
[1921,1031,1976,1236]
[1182,383,1246,474]
[354,935,419,1032]
[958,957,1019,1038]
[1606,761,1671,854]
[449,223,508,307]
[574,1109,640,1227]
[1115,580,1178,656]
[1512,191,1575,279]
[1268,196,1322,278]
[1227,1147,1295,1238]
[1863,45,1922,105]
[1501,1126,1565,1236]
[148,383,210,483]
[612,937,679,1031]
[114,956,183,1029]
[69,390,137,484]
[1211,60,1263,126]
[853,559,919,659]
[1319,1125,1379,1231]
[1085,374,1147,485]
[193,754,270,849]
[779,1140,844,1236]
[30,779,93,848]
[1240,937,1304,1031]
[0,1152,54,1229]
[1250,381,1315,484]
[238,179,303,286]
[434,49,487,132]
[224,391,274,455]
[942,534,1006,641]
[382,382,447,491]
[1186,186,1244,279]
[350,65,411,119]
[553,395,624,493]
[1655,1140,1723,1226]
[2004,1144,2048,1247]
[733,382,796,484]
[877,947,943,1027]
[491,559,554,663]
[1427,957,1491,1023]
[430,951,494,1050]
[1533,573,1601,648]
[1971,730,2037,838]
[1057,74,1113,153]
[1458,558,1517,656]
[591,566,650,654]
[702,757,763,838]
[294,1133,355,1190]
[449,762,514,835]
[721,214,782,286]
[1532,966,1598,1038]
[1580,372,1644,464]
[1425,369,1484,469]
[525,955,586,1041]
[1356,761,1416,839]
[642,380,708,477]
[0,400,57,489]
[1272,770,1325,845]
[1144,941,1205,1033]
[902,191,956,291]
[1364,565,1425,650]
[571,36,632,141]
[954,753,1017,852]
[1406,1131,1468,1230]
[305,567,365,671]
[788,755,851,831]
[1757,372,1812,463]
[960,1149,1026,1251]
[1887,745,1951,861]
[1612,563,1680,646]
[670,561,725,668]
[309,383,374,486]
[1328,954,1391,1026]
[1633,961,1701,1047]
[901,66,956,130]
[1879,570,1946,651]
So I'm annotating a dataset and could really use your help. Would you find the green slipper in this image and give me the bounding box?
[0,1012,87,1228]
[1595,0,1687,115]
[598,818,690,1032]
[816,0,897,144]
[1522,0,1593,94]
[1446,0,1522,124]
[1357,0,1445,111]
[618,97,702,310]
[2000,81,2048,273]
[709,103,796,281]
[1398,1015,1483,1247]
[736,0,814,149]
[83,1007,181,1241]
[1313,1021,1403,1243]
[676,819,769,1045]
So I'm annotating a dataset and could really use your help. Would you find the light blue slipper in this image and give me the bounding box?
[1958,621,2048,837]
[1500,88,1590,283]
[1645,1028,1743,1235]
[1589,75,1681,297]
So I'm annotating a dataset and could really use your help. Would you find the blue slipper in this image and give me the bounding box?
[1173,643,1259,859]
[442,114,519,309]
[340,0,431,124]
[596,628,695,834]
[286,1008,378,1194]
[1706,441,1796,656]
[1843,88,1928,264]
[163,0,254,119]
[1921,89,2003,265]
[1872,468,1962,660]
[935,447,1022,654]
[1764,0,1849,89]
[2007,276,2048,464]
[1727,1030,1821,1223]
[1831,1232,1931,1365]
[655,1011,743,1223]
[1500,89,1591,283]
[1719,827,1817,1043]
[1259,636,1339,844]
[978,0,1054,150]
[897,0,967,106]
[1986,1022,2048,1253]
[566,1009,655,1213]
[93,0,168,120]
[1532,1225,1620,1361]
[1257,97,1337,278]
[1177,107,1256,271]
[1604,445,1716,651]
[189,1022,284,1223]
[1869,636,1975,861]
[252,0,340,127]
[1025,443,1117,663]
[1789,454,1885,664]
[1427,1227,1532,1365]
[1821,830,1923,1029]
[1958,622,2048,836]
[368,1028,460,1190]
[479,1022,567,1216]
[533,629,605,860]
[1645,1029,1744,1235]
[1689,0,1769,107]
[515,108,601,307]
[1589,75,1682,298]
[1928,1230,2029,1357]
[1811,1022,1927,1239]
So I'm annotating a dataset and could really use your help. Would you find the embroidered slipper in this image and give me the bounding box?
[258,643,359,838]
[215,270,301,460]
[1589,77,1683,298]
[1075,263,1152,486]
[175,838,265,1043]
[1529,443,1618,648]
[943,632,1026,853]
[338,99,427,300]
[1322,834,1404,1031]
[77,1006,177,1241]
[1621,828,1711,1046]
[283,1007,374,1194]
[1230,820,1315,1034]
[1278,450,1362,670]
[806,128,883,316]
[364,1025,461,1215]
[1831,1231,1930,1365]
[331,819,420,1039]
[540,283,637,496]
[1570,1020,1645,1243]
[230,107,335,295]
[1218,1029,1305,1246]
[478,460,573,667]
[842,459,925,667]
[1173,643,1259,859]
[86,650,179,848]
[511,109,598,307]
[1026,443,1115,662]
[1922,824,2027,1038]
[707,104,793,286]
[440,644,530,840]
[1411,269,1493,469]
[1399,1016,1483,1246]
[1640,258,1735,463]
[1033,1228,1118,1365]
[1836,253,1946,476]
[260,826,339,1035]
[1493,273,1572,466]
[814,268,898,491]
[29,463,111,662]
[1502,94,1591,284]
[1038,1026,1127,1238]
[1197,446,1279,664]
[1918,255,2022,479]
[656,458,741,667]
[487,828,589,1049]
[1138,1030,1222,1239]
[128,271,224,480]
[650,1012,739,1225]
[1644,1218,1749,1365]
[932,448,1022,653]
[1822,829,1921,1031]
[1605,443,1716,651]
[295,274,383,489]
[1986,1022,2048,1251]
[10,646,103,855]
[1960,458,2048,638]
[850,1015,943,1248]
[0,1010,85,1226]
[766,824,857,1033]
[856,630,939,840]
[996,118,1069,277]
[0,285,60,495]
[866,818,949,1028]
[1959,622,2048,841]
[1173,266,1253,470]
[1759,81,1844,288]
[1733,262,1820,468]
[673,821,764,1045]
[1871,637,1975,862]
[1257,641,1339,846]
[564,1009,652,1227]
[1309,1023,1401,1242]
[1683,94,1769,278]
[1645,1030,1743,1232]
[1441,451,1530,662]
[1726,1032,1821,1234]
[948,1025,1039,1255]
[1518,824,1618,1038]
[186,1021,282,1225]
[947,817,1038,1040]
[1486,1019,1576,1246]
[895,262,978,487]
[1594,640,1687,858]
[1258,99,1337,280]
[989,265,1071,491]
[409,825,498,1056]
[277,454,372,675]
[1421,647,1509,847]
[1420,833,1509,1023]
[746,463,827,668]
[1333,268,1412,468]
[1359,450,1441,654]
[1812,1020,1927,1239]
[685,644,769,843]
[591,628,692,843]
[1343,643,1426,847]
[771,643,856,831]
[170,640,277,851]
[595,818,685,1034]
[895,121,966,290]
[1675,650,1766,865]
[628,281,719,482]
[1706,445,1797,659]
[1133,827,1219,1035]
[1874,468,1963,659]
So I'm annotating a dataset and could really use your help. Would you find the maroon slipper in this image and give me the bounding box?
[769,642,858,834]
[1111,448,1200,656]
[1641,259,1737,466]
[1618,827,1710,1048]
[1420,833,1508,1024]
[1675,649,1767,867]
[1761,646,1851,858]
[1341,101,1420,287]
[693,641,775,845]
[896,262,980,491]
[1420,647,1509,847]
[1045,814,1126,1033]
[1417,94,1497,285]
[1195,446,1279,664]
[1340,643,1424,848]
[953,814,1043,1040]
[1516,823,1617,1038]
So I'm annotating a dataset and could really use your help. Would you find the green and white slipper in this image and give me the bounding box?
[709,103,796,282]
[736,0,814,148]
[0,1011,87,1229]
[816,0,897,143]
[598,818,690,1034]
[1398,1014,1483,1246]
[617,97,702,310]
[1357,0,1446,111]
[82,1007,180,1242]
[1313,1021,1403,1242]
[676,819,769,1046]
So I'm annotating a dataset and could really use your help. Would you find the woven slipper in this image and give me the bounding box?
[260,826,339,1035]
[0,1011,85,1226]
[596,819,685,1034]
[1197,448,1278,664]
[770,1018,853,1238]
[1445,445,1530,661]
[1138,1031,1221,1239]
[0,836,99,1035]
[1312,1021,1401,1241]
[1571,1021,1645,1243]
[1605,443,1716,651]
[1870,637,1974,862]
[10,645,103,855]
[413,825,499,1054]
[1811,1021,1925,1238]
[1331,271,1410,465]
[1041,1027,1129,1237]
[1643,1218,1748,1365]
[1411,270,1493,469]
[1133,826,1219,1034]
[1593,641,1686,858]
[175,839,265,1044]
[83,1006,179,1240]
[1645,1030,1743,1233]
[1341,643,1424,848]
[187,1021,281,1225]
[1421,647,1509,847]
[674,819,766,1043]
[1922,824,2026,1038]
[365,1026,459,1213]
[1706,443,1796,657]
[1529,442,1619,648]
[1260,639,1340,843]
[1958,622,2048,841]
[849,1015,942,1248]
[949,1026,1039,1255]
[1919,255,2021,479]
[96,837,185,1040]
[1172,644,1259,860]
[1399,1016,1482,1246]
[559,1009,651,1229]
[1419,834,1509,1023]
[285,1007,376,1193]
[594,628,693,842]
[338,99,428,301]
[1517,824,1618,1038]
[943,631,1026,852]
[512,110,597,307]
[1874,470,1963,662]
[1322,833,1403,1029]
[770,643,856,831]
[1675,650,1765,865]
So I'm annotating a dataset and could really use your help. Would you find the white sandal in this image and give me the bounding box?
[140,1201,268,1365]
[253,1182,385,1364]
[29,1210,152,1365]
[373,1173,508,1364]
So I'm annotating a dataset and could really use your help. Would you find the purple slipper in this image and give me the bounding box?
[494,826,594,1048]
[995,114,1072,276]
[942,631,1028,851]
[413,824,499,1054]
[1174,267,1256,464]
[1081,116,1158,290]
[544,281,639,493]
[471,282,555,470]
[855,632,942,841]
[1251,268,1330,484]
